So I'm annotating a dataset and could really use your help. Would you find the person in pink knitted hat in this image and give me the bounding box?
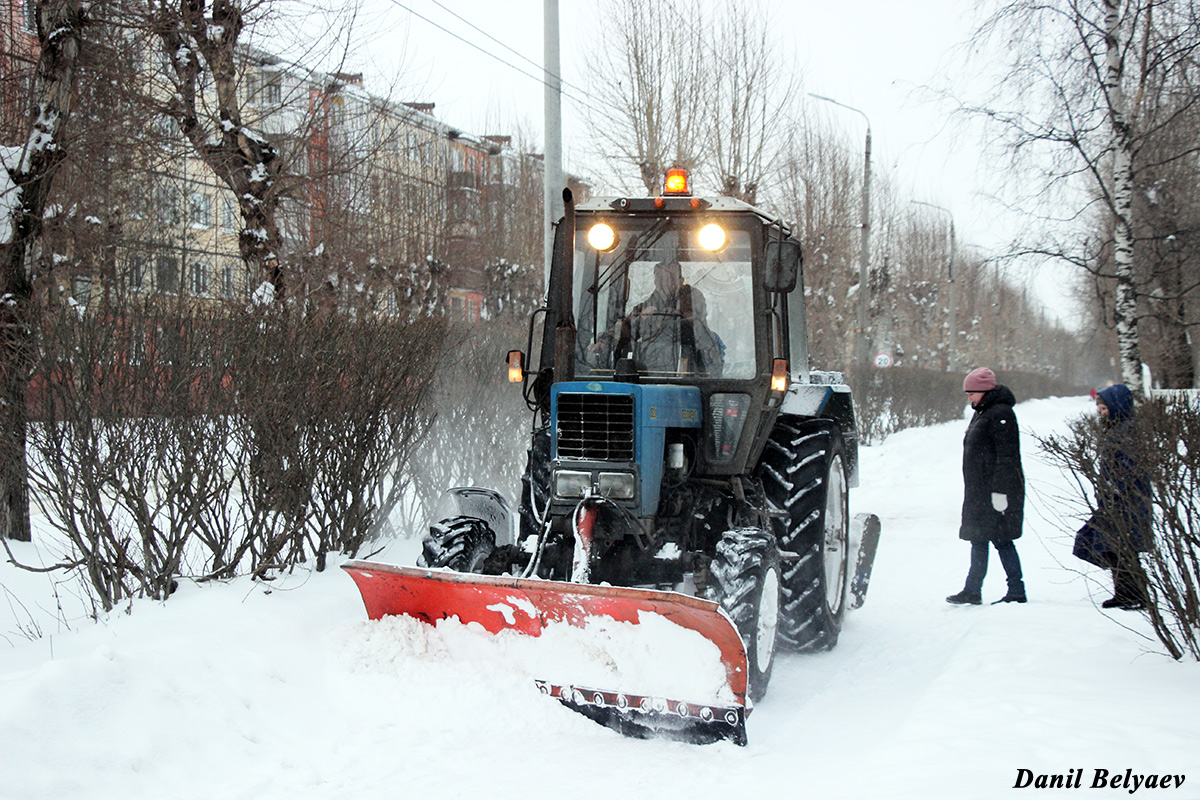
[947,367,1027,605]
[963,367,996,392]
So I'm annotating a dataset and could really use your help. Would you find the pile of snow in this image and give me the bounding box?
[1,395,1197,800]
[337,609,731,706]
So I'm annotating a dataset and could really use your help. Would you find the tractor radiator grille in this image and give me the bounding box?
[556,393,635,461]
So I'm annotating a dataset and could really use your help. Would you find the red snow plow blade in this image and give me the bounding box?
[341,560,749,745]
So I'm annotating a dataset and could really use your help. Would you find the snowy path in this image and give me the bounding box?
[1,396,1197,800]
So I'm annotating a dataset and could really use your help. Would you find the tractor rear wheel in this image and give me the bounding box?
[706,528,781,703]
[417,516,495,573]
[756,420,849,652]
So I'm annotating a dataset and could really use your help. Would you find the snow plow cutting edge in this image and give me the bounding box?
[341,560,750,745]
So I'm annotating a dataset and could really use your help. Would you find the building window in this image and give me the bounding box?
[222,261,236,298]
[21,0,36,32]
[156,184,181,225]
[261,72,281,105]
[190,261,209,296]
[157,256,178,294]
[128,259,145,293]
[72,275,92,305]
[221,197,238,233]
[188,191,212,228]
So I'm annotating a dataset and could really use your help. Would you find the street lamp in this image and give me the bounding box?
[911,200,957,371]
[809,93,871,369]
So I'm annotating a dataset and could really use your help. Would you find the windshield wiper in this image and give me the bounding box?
[589,217,671,296]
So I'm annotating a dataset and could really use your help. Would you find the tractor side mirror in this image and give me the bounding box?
[765,239,801,293]
[507,350,525,383]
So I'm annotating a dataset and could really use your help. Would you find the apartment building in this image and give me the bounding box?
[0,0,35,144]
[0,11,547,320]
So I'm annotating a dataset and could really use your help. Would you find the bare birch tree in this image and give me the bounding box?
[1103,0,1141,392]
[967,0,1200,393]
[0,0,87,540]
[144,0,300,297]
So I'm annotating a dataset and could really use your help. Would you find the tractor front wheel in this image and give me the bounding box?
[706,528,781,703]
[417,516,495,573]
[756,420,849,652]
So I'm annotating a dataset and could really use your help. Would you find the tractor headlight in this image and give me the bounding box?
[587,222,618,252]
[554,469,592,499]
[698,223,727,252]
[597,471,636,500]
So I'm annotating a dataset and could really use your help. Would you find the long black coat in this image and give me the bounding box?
[960,385,1025,542]
[1073,384,1151,567]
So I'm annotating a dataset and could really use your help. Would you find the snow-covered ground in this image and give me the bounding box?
[1,395,1197,799]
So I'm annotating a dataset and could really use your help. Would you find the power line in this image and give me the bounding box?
[424,0,600,107]
[382,0,612,121]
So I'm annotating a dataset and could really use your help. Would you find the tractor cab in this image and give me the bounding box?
[513,168,806,483]
[565,168,801,386]
[572,211,757,381]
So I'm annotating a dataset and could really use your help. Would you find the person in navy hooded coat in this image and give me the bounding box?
[1073,384,1151,610]
[947,368,1027,605]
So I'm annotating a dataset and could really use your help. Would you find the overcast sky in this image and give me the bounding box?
[325,0,1076,323]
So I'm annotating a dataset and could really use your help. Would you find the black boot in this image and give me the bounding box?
[1104,568,1147,610]
[1101,594,1145,610]
[992,591,1027,604]
[946,590,982,605]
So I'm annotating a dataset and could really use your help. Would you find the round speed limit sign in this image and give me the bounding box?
[874,352,892,368]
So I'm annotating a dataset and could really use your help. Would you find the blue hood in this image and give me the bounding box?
[1097,384,1135,423]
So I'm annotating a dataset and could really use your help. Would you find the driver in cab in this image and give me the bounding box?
[585,259,724,377]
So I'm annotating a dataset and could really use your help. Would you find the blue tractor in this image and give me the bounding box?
[347,169,880,745]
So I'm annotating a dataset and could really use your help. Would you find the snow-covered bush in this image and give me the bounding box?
[849,366,1088,445]
[847,367,965,444]
[15,297,445,612]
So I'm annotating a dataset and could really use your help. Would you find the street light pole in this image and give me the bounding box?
[912,200,957,371]
[809,93,871,369]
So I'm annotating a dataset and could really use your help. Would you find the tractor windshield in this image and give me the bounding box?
[572,220,756,380]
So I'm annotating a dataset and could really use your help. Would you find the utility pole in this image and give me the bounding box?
[543,0,563,292]
[809,94,871,368]
[912,200,957,371]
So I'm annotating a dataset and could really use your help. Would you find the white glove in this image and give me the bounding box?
[991,493,1008,512]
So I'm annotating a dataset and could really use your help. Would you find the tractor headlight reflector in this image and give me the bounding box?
[698,223,727,252]
[587,223,618,252]
[598,471,636,500]
[554,470,592,499]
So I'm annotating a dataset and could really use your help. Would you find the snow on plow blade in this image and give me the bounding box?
[341,560,749,745]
